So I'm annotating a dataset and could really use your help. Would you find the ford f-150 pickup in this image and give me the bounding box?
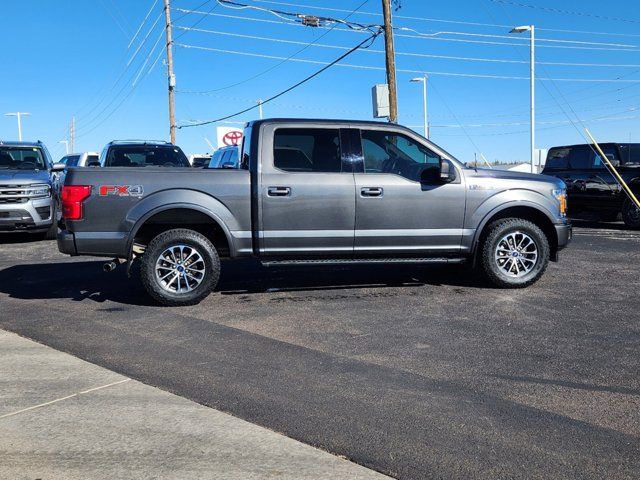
[58,119,572,305]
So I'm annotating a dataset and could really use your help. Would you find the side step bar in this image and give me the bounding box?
[261,257,467,267]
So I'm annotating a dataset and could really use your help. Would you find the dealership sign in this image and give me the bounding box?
[216,127,243,148]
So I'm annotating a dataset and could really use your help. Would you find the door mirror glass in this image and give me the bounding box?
[440,159,456,183]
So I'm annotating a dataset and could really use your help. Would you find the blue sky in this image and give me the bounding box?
[2,0,639,163]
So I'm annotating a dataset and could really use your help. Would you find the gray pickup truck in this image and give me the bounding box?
[58,119,572,305]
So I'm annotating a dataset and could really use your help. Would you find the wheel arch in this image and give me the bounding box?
[472,202,559,264]
[127,203,234,260]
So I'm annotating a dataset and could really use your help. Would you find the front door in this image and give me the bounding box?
[353,128,467,255]
[259,125,355,255]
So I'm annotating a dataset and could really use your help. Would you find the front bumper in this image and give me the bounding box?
[555,220,572,251]
[0,197,53,232]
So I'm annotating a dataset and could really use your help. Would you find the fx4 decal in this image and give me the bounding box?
[99,185,144,197]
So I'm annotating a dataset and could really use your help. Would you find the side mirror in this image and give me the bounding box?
[51,162,66,172]
[440,160,456,183]
[87,160,101,167]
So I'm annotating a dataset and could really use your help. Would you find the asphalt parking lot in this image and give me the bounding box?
[1,219,639,479]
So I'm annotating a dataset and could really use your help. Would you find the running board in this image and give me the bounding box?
[261,257,467,267]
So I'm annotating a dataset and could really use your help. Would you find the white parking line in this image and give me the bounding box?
[0,378,131,420]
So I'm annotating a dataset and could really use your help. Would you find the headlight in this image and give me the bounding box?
[552,188,567,217]
[26,184,51,197]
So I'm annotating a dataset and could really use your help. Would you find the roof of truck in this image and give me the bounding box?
[0,140,45,147]
[249,118,393,127]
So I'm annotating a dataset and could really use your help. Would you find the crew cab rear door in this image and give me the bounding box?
[257,123,355,255]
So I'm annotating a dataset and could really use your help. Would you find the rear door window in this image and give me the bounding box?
[273,128,342,173]
[567,146,592,170]
[591,145,619,169]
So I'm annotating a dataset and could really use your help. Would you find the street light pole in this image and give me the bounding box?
[510,25,535,173]
[4,112,30,141]
[59,140,69,154]
[410,75,429,139]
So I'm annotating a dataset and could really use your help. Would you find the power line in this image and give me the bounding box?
[174,26,640,69]
[128,0,160,48]
[175,0,372,94]
[178,28,383,128]
[175,43,640,83]
[491,0,640,25]
[173,8,640,52]
[246,0,640,38]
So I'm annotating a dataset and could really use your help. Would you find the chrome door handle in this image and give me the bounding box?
[361,187,383,197]
[267,186,291,197]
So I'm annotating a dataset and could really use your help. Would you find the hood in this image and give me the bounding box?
[469,168,564,187]
[0,169,51,186]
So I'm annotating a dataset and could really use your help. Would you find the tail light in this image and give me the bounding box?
[61,185,91,220]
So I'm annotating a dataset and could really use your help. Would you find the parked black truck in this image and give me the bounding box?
[542,143,640,228]
[58,119,572,305]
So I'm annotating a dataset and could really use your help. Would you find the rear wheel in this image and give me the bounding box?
[140,228,220,306]
[622,197,640,229]
[480,218,550,288]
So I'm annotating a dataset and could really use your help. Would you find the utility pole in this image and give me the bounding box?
[381,0,398,123]
[163,0,177,144]
[70,116,75,153]
[257,99,263,120]
[4,112,30,141]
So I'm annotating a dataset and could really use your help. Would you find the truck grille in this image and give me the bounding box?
[0,184,44,204]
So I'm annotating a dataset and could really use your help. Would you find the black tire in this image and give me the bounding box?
[140,228,220,306]
[622,197,640,229]
[479,218,550,288]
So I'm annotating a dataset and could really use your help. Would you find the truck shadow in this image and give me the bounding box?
[0,259,486,306]
[0,233,50,244]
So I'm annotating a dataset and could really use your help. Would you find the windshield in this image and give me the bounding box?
[104,145,190,167]
[0,146,47,170]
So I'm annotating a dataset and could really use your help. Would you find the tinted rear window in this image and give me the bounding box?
[273,128,341,173]
[105,145,190,167]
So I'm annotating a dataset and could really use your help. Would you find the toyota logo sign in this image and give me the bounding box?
[223,130,243,146]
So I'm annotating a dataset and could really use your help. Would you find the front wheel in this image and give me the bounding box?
[480,218,550,288]
[622,197,640,229]
[140,228,220,306]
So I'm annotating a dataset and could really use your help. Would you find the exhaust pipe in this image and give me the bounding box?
[103,260,118,273]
